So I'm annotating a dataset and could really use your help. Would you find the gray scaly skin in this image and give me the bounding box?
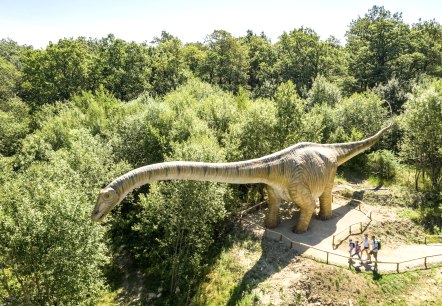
[92,124,391,233]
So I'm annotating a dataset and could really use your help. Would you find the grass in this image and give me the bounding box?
[373,270,422,296]
[190,231,262,306]
[397,208,420,221]
[425,235,442,244]
[96,289,120,306]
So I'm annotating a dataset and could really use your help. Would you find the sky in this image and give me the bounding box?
[0,0,441,48]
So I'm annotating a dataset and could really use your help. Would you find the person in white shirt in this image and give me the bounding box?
[362,233,371,262]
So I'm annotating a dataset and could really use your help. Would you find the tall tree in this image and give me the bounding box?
[400,78,442,191]
[409,19,442,78]
[202,30,249,93]
[20,39,92,106]
[275,27,343,96]
[345,6,411,91]
[91,34,152,100]
[149,32,188,96]
[240,30,277,98]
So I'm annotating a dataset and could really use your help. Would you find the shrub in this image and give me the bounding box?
[367,150,400,180]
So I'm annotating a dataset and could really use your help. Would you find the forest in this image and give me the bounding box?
[0,5,441,305]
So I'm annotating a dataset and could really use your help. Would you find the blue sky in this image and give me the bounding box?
[0,0,441,48]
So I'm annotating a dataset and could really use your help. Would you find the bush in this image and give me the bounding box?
[367,150,400,180]
[0,160,108,305]
[126,135,235,303]
[307,75,342,107]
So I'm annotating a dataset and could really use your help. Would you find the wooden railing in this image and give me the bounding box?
[331,195,373,249]
[238,201,267,219]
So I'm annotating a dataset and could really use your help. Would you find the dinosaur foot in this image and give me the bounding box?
[316,212,332,221]
[265,220,280,229]
[292,226,308,234]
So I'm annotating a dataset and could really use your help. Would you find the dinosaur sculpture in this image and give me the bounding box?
[92,124,391,233]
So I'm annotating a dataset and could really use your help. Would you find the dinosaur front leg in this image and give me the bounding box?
[318,169,336,220]
[265,186,282,228]
[290,186,316,234]
[318,185,333,220]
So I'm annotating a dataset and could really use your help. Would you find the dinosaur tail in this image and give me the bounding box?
[108,160,271,199]
[331,123,392,166]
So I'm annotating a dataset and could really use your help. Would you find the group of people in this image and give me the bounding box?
[348,233,379,263]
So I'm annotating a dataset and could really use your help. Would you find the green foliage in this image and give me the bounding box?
[202,30,250,93]
[399,78,442,191]
[276,27,344,96]
[150,32,189,96]
[0,98,30,156]
[0,89,130,304]
[91,34,152,101]
[225,98,278,161]
[307,75,342,107]
[2,12,442,304]
[0,57,21,100]
[240,31,277,98]
[273,81,306,147]
[374,77,410,113]
[20,39,93,106]
[130,135,232,302]
[367,149,400,180]
[346,6,411,90]
[0,38,29,70]
[409,20,442,78]
[331,91,388,140]
[0,154,108,305]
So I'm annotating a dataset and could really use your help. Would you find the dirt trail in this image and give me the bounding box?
[244,195,442,273]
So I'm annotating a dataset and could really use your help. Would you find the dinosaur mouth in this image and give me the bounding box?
[91,210,105,222]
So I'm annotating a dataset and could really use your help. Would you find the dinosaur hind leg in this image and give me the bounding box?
[265,186,282,229]
[289,185,316,234]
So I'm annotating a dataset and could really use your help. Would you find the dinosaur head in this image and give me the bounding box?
[91,187,120,222]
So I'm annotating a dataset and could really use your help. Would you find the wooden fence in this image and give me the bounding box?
[331,196,373,249]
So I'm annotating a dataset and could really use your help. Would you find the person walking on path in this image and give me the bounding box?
[362,233,371,262]
[351,241,362,260]
[370,235,379,265]
[349,239,355,256]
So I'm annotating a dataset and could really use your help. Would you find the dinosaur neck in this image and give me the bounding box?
[331,124,391,166]
[108,160,269,199]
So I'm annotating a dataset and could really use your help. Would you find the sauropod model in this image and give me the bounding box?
[92,124,391,233]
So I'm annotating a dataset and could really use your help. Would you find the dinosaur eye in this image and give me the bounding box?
[104,193,110,199]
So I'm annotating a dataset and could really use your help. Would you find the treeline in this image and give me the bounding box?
[0,6,441,305]
[1,6,441,109]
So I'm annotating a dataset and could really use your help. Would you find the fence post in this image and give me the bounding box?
[360,222,362,233]
[424,236,427,245]
[326,252,329,264]
[396,263,400,273]
[424,257,427,269]
[290,241,293,249]
[332,235,335,249]
[349,225,352,235]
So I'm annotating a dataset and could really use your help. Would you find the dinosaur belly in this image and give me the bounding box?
[270,184,292,202]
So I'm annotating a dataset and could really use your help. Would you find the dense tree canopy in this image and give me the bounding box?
[1,5,441,304]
